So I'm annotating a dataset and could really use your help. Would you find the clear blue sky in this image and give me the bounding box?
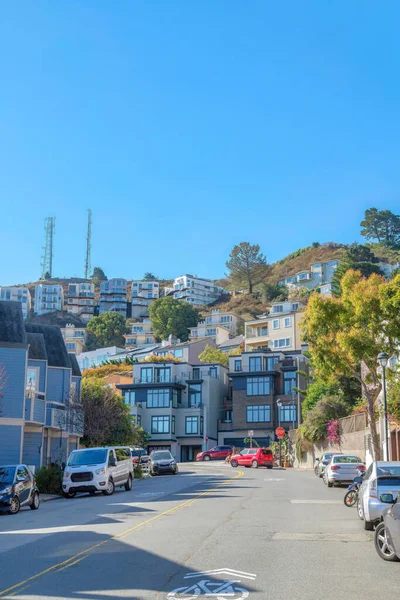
[1,1,400,286]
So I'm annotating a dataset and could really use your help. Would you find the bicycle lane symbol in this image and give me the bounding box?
[167,568,256,599]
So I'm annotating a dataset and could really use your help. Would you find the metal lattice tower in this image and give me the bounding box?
[40,217,56,279]
[84,209,92,279]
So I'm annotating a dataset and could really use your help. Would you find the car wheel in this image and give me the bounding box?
[314,466,319,476]
[364,518,374,531]
[102,478,115,496]
[124,475,132,491]
[204,455,211,461]
[231,460,238,468]
[252,460,259,469]
[30,492,40,510]
[267,465,273,469]
[63,490,76,499]
[375,522,400,562]
[9,496,20,515]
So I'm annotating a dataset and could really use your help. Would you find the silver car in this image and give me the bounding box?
[315,453,340,478]
[323,454,365,487]
[357,461,400,531]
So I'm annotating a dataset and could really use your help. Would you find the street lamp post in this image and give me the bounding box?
[378,352,390,461]
[277,399,282,467]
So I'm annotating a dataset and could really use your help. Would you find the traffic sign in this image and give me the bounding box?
[276,427,285,439]
[248,430,254,437]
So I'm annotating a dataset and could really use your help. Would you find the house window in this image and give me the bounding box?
[124,391,136,405]
[155,367,171,383]
[189,383,202,407]
[292,303,299,311]
[273,305,283,313]
[246,377,271,396]
[209,367,217,378]
[26,367,39,393]
[185,416,199,435]
[172,390,178,408]
[140,367,153,383]
[265,356,279,370]
[221,315,230,323]
[206,328,217,336]
[192,367,200,379]
[280,405,297,422]
[151,416,170,433]
[234,360,242,372]
[249,357,262,372]
[283,371,297,395]
[272,319,280,330]
[247,405,271,423]
[273,338,291,349]
[171,415,175,434]
[174,349,183,358]
[284,317,291,328]
[224,410,232,422]
[132,414,141,426]
[205,317,212,324]
[147,389,170,408]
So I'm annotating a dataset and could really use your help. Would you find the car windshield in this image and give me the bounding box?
[68,449,107,466]
[0,467,15,484]
[152,451,172,461]
[131,450,142,457]
[333,456,361,464]
[248,449,257,455]
[377,466,400,478]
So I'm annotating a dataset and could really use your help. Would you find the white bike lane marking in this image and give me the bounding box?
[167,568,256,599]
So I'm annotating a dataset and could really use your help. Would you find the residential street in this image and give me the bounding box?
[0,464,398,600]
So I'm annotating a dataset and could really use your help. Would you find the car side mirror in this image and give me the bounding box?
[380,493,395,504]
[353,476,362,484]
[315,457,320,461]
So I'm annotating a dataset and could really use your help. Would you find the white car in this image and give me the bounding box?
[62,447,133,498]
[358,461,400,530]
[323,454,365,487]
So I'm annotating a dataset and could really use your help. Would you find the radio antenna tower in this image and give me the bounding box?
[40,217,56,279]
[84,209,92,279]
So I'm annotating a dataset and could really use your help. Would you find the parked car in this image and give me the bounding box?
[357,461,400,531]
[131,447,150,467]
[62,447,133,498]
[230,448,274,469]
[0,464,40,515]
[374,492,400,562]
[314,453,340,477]
[323,454,365,487]
[196,446,233,462]
[149,450,178,475]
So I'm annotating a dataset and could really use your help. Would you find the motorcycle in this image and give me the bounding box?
[343,469,364,507]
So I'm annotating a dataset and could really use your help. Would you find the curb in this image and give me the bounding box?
[41,495,63,503]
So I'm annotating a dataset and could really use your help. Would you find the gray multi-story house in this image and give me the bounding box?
[34,284,64,315]
[117,352,228,462]
[99,278,128,316]
[0,286,32,319]
[0,301,83,470]
[217,349,306,448]
[67,282,95,322]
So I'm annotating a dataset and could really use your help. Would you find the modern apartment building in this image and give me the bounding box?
[170,275,226,305]
[245,302,304,352]
[34,284,64,315]
[117,360,228,461]
[60,324,87,355]
[131,280,160,304]
[279,260,340,290]
[0,286,31,319]
[218,350,306,448]
[189,324,231,345]
[124,319,157,349]
[0,302,83,470]
[67,282,95,322]
[99,278,128,316]
[76,346,125,370]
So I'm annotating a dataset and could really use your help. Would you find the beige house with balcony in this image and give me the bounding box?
[124,319,157,349]
[245,302,304,352]
[60,324,87,355]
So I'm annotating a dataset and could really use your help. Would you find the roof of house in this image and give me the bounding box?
[27,333,48,360]
[25,324,71,368]
[68,353,82,377]
[218,335,244,349]
[0,301,27,344]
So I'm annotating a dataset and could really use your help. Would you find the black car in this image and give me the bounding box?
[150,451,178,476]
[374,491,400,562]
[0,464,40,514]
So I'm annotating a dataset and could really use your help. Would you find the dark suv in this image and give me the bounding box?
[0,464,40,514]
[196,446,233,461]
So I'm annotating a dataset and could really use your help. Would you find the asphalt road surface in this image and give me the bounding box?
[0,464,397,600]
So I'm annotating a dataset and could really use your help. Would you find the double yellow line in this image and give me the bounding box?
[0,470,244,598]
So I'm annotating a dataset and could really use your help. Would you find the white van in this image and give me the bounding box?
[62,446,133,498]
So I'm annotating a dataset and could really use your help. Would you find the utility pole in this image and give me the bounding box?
[40,217,56,279]
[84,209,92,279]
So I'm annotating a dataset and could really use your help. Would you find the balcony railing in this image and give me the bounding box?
[25,393,46,424]
[133,375,183,384]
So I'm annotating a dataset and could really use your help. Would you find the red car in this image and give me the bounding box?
[196,445,233,461]
[230,448,273,469]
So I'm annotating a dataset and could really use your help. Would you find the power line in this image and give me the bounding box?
[84,209,92,279]
[40,217,56,279]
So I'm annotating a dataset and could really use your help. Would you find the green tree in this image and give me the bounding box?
[331,244,381,297]
[198,345,229,367]
[260,283,288,303]
[86,312,128,348]
[81,379,147,447]
[143,272,158,281]
[43,271,51,280]
[301,270,400,459]
[300,396,351,443]
[91,267,108,283]
[226,242,268,293]
[149,297,199,342]
[361,207,400,245]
